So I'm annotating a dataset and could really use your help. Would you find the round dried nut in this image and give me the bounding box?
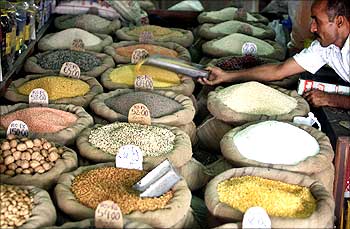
[4,156,15,166]
[30,160,40,169]
[12,151,21,161]
[1,141,11,151]
[48,152,59,162]
[2,150,12,158]
[7,163,17,171]
[33,138,41,147]
[42,162,52,171]
[40,149,48,157]
[20,161,29,169]
[34,166,45,174]
[0,164,7,173]
[15,167,23,174]
[16,143,27,152]
[20,152,31,161]
[43,142,52,150]
[24,140,34,149]
[31,152,41,161]
[22,169,31,174]
[4,170,15,176]
[6,134,16,140]
[9,140,18,148]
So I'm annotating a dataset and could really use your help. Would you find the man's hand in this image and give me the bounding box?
[197,67,230,86]
[303,90,330,107]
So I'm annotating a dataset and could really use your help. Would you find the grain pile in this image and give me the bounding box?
[215,55,266,70]
[210,21,264,36]
[205,7,258,22]
[126,25,182,38]
[116,44,178,58]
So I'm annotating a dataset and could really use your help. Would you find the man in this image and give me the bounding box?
[198,0,350,109]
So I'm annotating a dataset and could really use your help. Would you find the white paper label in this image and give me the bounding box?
[242,42,258,56]
[29,88,49,106]
[115,145,143,170]
[71,38,85,51]
[134,75,153,91]
[131,48,149,64]
[6,120,29,138]
[95,200,123,229]
[242,207,271,229]
[139,31,154,43]
[60,62,81,79]
[128,103,151,126]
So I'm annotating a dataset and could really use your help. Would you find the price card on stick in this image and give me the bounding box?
[134,75,153,91]
[131,48,149,64]
[95,200,123,229]
[29,88,48,106]
[128,103,151,126]
[60,62,81,79]
[242,206,271,229]
[71,38,85,52]
[115,145,143,170]
[242,42,258,56]
[139,31,154,43]
[6,120,29,138]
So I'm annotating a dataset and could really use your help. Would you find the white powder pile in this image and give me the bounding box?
[206,7,258,22]
[48,28,101,48]
[210,21,265,36]
[216,82,297,115]
[233,121,320,165]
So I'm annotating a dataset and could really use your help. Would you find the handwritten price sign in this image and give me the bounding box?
[71,38,85,51]
[115,145,143,170]
[134,75,153,91]
[29,88,48,106]
[139,31,154,43]
[6,120,29,138]
[128,103,151,126]
[242,206,271,229]
[60,62,81,79]
[95,200,123,229]
[131,48,149,64]
[242,42,257,56]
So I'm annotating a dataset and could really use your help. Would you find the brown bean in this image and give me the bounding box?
[4,156,15,166]
[20,161,29,169]
[20,152,31,161]
[4,170,15,176]
[0,164,7,173]
[12,151,21,161]
[29,160,40,169]
[1,141,10,151]
[34,166,45,174]
[9,140,17,148]
[33,138,41,147]
[7,163,17,171]
[22,169,31,174]
[16,143,27,152]
[31,152,41,161]
[15,168,23,174]
[43,142,52,150]
[42,162,52,171]
[2,150,12,158]
[24,140,34,149]
[6,134,16,140]
[48,152,59,162]
[40,149,48,157]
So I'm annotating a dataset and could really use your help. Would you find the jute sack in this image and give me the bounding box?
[115,25,194,48]
[54,162,192,228]
[38,30,113,53]
[104,41,191,64]
[4,74,103,108]
[205,167,335,228]
[24,50,115,78]
[310,163,335,195]
[89,89,195,126]
[177,121,197,145]
[207,85,310,125]
[0,145,78,190]
[0,103,94,146]
[199,21,275,40]
[213,223,241,229]
[54,14,121,35]
[101,67,195,96]
[76,123,192,170]
[221,122,334,175]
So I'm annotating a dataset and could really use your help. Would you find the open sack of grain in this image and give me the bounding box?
[205,167,335,228]
[0,184,56,228]
[104,41,191,64]
[0,104,93,146]
[38,28,113,52]
[4,74,103,108]
[101,65,195,96]
[115,25,194,48]
[207,82,310,125]
[55,14,121,35]
[24,50,115,77]
[198,7,269,24]
[54,163,199,228]
[0,134,78,190]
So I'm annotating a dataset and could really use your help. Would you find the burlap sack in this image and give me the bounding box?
[115,26,194,48]
[4,74,103,108]
[54,14,121,35]
[177,121,197,145]
[90,89,195,126]
[38,32,113,53]
[0,103,94,146]
[76,123,192,170]
[207,85,310,125]
[104,41,191,64]
[199,21,275,40]
[221,121,334,175]
[213,223,241,229]
[24,50,115,78]
[0,145,78,190]
[101,68,195,96]
[54,162,192,228]
[205,167,335,228]
[310,163,335,195]
[202,36,285,61]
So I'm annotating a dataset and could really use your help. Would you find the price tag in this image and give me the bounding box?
[95,200,123,229]
[134,75,153,91]
[115,145,143,170]
[242,42,258,56]
[60,62,81,79]
[131,48,149,64]
[242,207,271,229]
[128,103,151,126]
[6,120,29,138]
[139,31,154,43]
[71,38,85,52]
[29,88,49,106]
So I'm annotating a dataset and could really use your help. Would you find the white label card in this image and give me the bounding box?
[29,88,49,106]
[242,206,271,229]
[6,120,29,138]
[139,31,154,43]
[115,145,143,170]
[131,48,149,64]
[95,200,123,229]
[60,62,81,79]
[242,42,258,56]
[128,103,151,126]
[71,38,85,51]
[134,75,153,91]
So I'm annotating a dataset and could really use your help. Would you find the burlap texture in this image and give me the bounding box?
[54,162,192,228]
[198,9,269,24]
[207,85,310,125]
[76,123,192,170]
[0,103,94,146]
[177,121,197,145]
[24,50,115,78]
[310,163,335,195]
[4,74,103,108]
[205,167,335,228]
[213,223,241,229]
[101,68,195,96]
[104,41,191,64]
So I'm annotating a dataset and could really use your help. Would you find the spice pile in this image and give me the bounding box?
[209,21,264,36]
[116,44,178,58]
[217,176,316,218]
[45,28,101,48]
[88,122,175,157]
[0,107,78,133]
[215,55,266,71]
[72,167,173,214]
[105,91,182,118]
[126,25,182,38]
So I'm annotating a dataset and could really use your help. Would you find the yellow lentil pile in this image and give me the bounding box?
[0,107,78,133]
[72,167,173,214]
[217,176,316,218]
[109,64,180,88]
[126,25,182,38]
[17,76,90,100]
[0,184,34,228]
[116,44,178,58]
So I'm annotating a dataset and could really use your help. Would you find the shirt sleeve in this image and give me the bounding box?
[293,40,327,74]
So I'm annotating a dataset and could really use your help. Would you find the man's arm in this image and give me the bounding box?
[303,90,350,109]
